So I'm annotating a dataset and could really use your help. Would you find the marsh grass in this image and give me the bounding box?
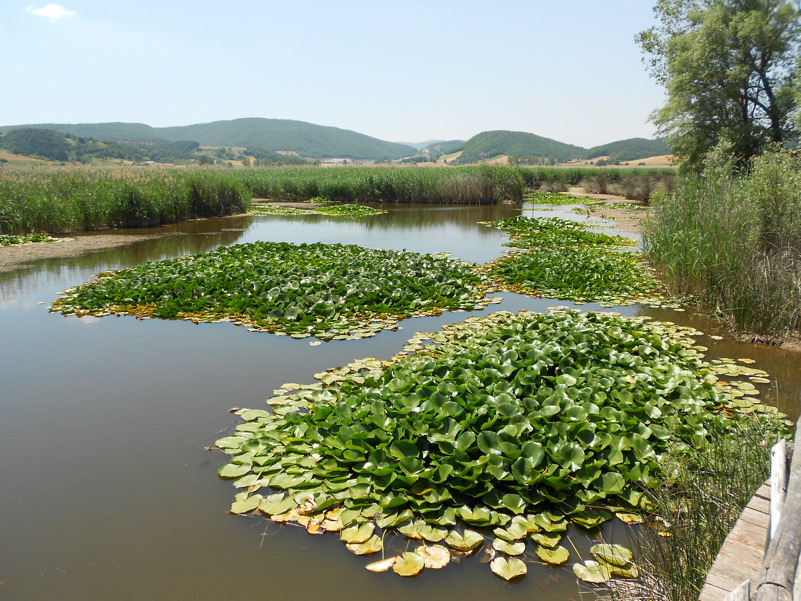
[612,418,784,601]
[0,168,250,234]
[643,149,801,341]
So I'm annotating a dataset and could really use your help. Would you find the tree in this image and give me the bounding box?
[637,0,801,169]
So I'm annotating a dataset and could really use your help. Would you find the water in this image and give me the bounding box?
[1,204,798,600]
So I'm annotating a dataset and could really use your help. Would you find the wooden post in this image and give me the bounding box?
[771,438,788,540]
[757,424,801,601]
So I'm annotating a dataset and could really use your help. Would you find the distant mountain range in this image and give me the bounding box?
[0,118,669,164]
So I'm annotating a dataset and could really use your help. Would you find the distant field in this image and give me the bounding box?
[564,154,675,168]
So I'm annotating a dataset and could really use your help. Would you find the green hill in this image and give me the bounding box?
[584,138,670,161]
[0,128,202,163]
[0,122,167,143]
[159,118,415,161]
[0,120,670,164]
[0,118,416,161]
[455,130,584,164]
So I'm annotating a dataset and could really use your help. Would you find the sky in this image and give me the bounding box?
[1,1,667,148]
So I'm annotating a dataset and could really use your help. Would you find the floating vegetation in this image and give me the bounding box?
[0,233,57,246]
[215,309,779,579]
[526,191,602,206]
[51,241,496,340]
[481,216,636,250]
[480,215,662,306]
[484,247,664,306]
[252,203,387,217]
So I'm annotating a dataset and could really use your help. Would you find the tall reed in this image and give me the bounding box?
[615,418,783,601]
[643,149,801,341]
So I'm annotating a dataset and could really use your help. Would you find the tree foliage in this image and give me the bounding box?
[637,0,801,169]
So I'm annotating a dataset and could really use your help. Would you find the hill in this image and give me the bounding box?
[157,118,416,161]
[455,130,584,164]
[584,138,670,162]
[0,118,417,162]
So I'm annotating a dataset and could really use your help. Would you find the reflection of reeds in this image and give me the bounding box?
[643,150,801,341]
[610,418,783,601]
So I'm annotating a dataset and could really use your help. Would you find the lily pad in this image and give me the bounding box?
[536,544,570,565]
[490,556,527,580]
[493,538,526,556]
[445,529,485,552]
[573,560,612,584]
[415,544,451,569]
[393,552,426,577]
[590,543,633,567]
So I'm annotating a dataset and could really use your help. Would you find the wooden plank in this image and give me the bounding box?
[700,581,731,601]
[702,479,772,601]
[723,580,750,601]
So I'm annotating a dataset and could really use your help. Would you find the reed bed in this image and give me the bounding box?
[0,164,675,235]
[643,149,801,342]
[0,167,250,234]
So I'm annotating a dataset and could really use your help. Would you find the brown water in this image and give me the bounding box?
[1,203,798,601]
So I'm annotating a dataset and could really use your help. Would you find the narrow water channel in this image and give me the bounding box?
[1,203,797,600]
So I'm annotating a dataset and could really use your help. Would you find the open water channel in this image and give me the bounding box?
[1,203,799,600]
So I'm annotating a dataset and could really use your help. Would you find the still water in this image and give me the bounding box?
[1,204,798,600]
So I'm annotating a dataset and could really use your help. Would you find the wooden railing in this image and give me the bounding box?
[723,426,801,601]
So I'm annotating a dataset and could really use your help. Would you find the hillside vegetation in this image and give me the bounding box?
[584,138,670,162]
[0,118,416,162]
[456,131,584,164]
[0,119,670,165]
[0,128,201,164]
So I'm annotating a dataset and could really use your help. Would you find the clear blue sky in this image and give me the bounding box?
[1,1,665,148]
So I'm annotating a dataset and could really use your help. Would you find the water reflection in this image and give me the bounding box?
[0,204,798,601]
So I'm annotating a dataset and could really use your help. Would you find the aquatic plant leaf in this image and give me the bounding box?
[218,463,250,478]
[365,556,397,572]
[492,538,526,556]
[340,523,375,544]
[573,560,612,584]
[230,495,261,514]
[393,552,425,576]
[445,529,485,552]
[590,544,633,567]
[490,556,527,580]
[415,544,451,569]
[346,534,383,555]
[536,544,570,565]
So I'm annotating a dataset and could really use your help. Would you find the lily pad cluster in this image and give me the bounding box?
[51,241,495,340]
[0,233,57,246]
[482,216,636,250]
[215,309,776,578]
[527,191,602,206]
[480,216,662,306]
[252,203,386,217]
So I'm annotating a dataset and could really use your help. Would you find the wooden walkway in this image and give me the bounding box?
[699,481,771,601]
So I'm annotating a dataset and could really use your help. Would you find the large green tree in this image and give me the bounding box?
[637,0,800,169]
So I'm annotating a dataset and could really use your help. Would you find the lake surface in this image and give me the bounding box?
[1,203,798,600]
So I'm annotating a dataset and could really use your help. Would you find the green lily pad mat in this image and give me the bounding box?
[252,203,387,217]
[51,241,496,340]
[480,216,664,306]
[0,233,57,246]
[216,309,780,577]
